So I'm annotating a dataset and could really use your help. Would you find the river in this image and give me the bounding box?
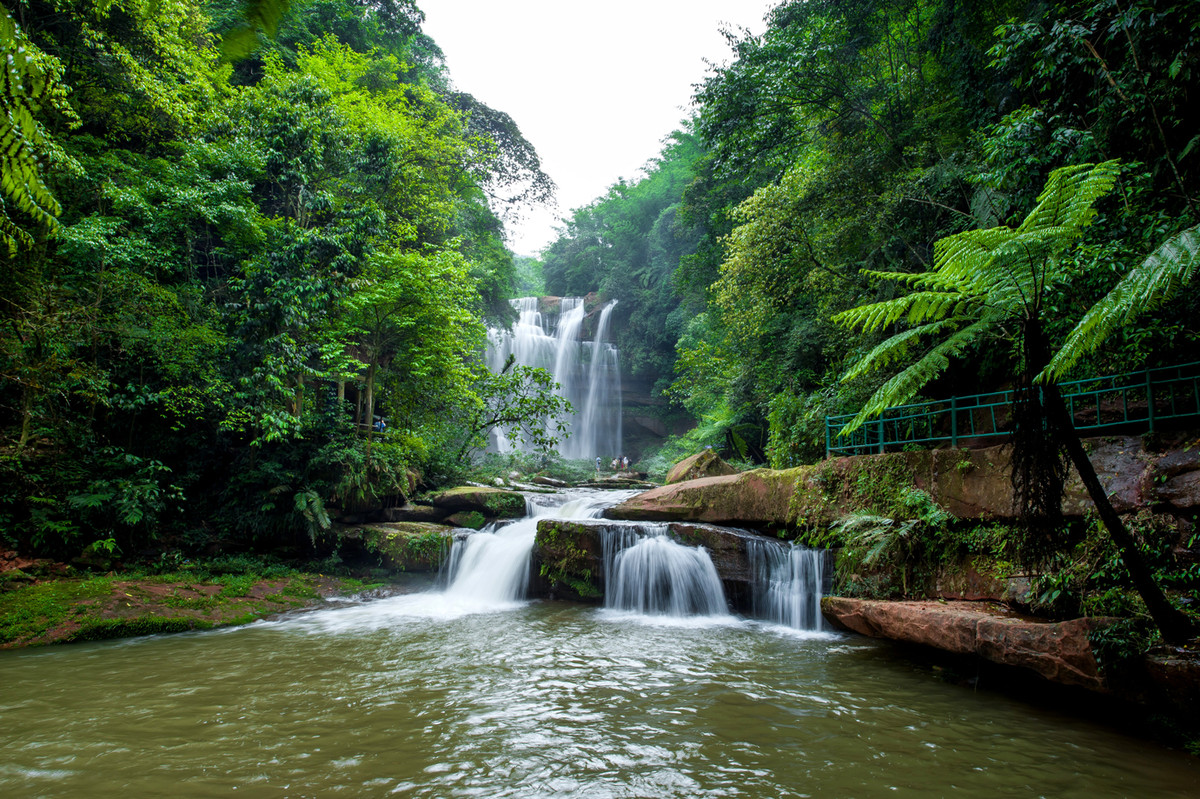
[2,491,1198,797]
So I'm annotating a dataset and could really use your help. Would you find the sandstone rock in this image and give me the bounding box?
[1157,470,1200,511]
[821,596,1113,691]
[610,433,1200,530]
[607,467,817,528]
[665,450,738,485]
[1084,436,1151,513]
[425,486,526,518]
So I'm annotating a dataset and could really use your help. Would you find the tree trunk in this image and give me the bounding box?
[1044,385,1196,644]
[16,386,34,454]
[365,362,376,437]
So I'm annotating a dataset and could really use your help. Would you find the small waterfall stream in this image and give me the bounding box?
[747,539,829,631]
[440,490,622,606]
[440,489,828,631]
[605,534,729,617]
[486,296,622,460]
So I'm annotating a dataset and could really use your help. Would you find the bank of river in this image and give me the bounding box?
[0,571,383,648]
[2,591,1199,797]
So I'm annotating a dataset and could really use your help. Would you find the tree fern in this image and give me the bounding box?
[1043,222,1200,382]
[835,160,1124,435]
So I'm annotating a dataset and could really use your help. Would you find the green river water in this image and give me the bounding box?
[2,586,1198,798]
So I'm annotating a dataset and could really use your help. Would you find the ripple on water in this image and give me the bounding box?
[1,601,1198,798]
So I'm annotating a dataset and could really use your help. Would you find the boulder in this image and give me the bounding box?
[665,449,738,485]
[607,468,811,528]
[425,486,526,518]
[821,597,1113,691]
[532,475,568,488]
[334,522,454,572]
[445,511,486,530]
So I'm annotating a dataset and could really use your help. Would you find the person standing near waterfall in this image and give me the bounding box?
[595,456,601,474]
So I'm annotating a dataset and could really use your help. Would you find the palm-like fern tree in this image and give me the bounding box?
[834,160,1199,644]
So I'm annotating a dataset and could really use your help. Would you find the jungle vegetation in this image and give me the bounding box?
[0,0,562,559]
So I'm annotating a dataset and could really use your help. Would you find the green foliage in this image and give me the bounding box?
[819,487,952,597]
[834,160,1123,434]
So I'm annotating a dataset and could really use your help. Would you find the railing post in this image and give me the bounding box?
[1146,367,1155,432]
[877,418,885,454]
[950,396,958,448]
[825,416,831,459]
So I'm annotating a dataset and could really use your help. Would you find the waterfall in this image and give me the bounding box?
[486,296,622,460]
[603,528,729,617]
[440,491,615,607]
[747,539,828,631]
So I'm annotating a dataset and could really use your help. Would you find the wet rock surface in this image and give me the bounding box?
[821,597,1113,691]
[424,486,527,518]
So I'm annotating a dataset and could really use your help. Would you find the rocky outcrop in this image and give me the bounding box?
[532,518,775,606]
[333,522,454,572]
[607,468,806,528]
[608,435,1200,528]
[665,450,738,485]
[821,597,1113,691]
[424,486,527,519]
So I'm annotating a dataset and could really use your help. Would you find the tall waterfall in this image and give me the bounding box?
[486,297,622,460]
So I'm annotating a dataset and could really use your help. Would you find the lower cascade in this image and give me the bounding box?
[440,491,617,605]
[440,490,828,632]
[604,532,729,617]
[747,539,829,631]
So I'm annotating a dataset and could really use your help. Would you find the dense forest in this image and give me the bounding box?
[543,0,1199,470]
[0,0,558,559]
[2,0,1199,566]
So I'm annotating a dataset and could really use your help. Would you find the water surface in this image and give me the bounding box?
[2,593,1197,797]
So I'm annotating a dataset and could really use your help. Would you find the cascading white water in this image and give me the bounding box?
[747,539,828,631]
[603,529,729,617]
[486,296,622,460]
[440,491,619,607]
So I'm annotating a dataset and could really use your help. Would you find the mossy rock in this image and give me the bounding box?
[349,523,455,572]
[665,450,738,484]
[425,486,526,518]
[533,520,604,602]
[445,511,486,530]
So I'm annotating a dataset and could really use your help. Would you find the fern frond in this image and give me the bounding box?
[1016,160,1121,235]
[833,291,974,334]
[1042,222,1200,382]
[0,13,62,251]
[839,319,992,435]
[840,317,963,383]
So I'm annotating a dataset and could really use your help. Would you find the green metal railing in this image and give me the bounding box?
[825,361,1200,457]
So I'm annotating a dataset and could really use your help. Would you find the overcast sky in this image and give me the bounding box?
[416,0,779,256]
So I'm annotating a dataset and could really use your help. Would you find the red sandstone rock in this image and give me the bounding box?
[612,434,1200,528]
[664,450,738,485]
[821,596,1113,691]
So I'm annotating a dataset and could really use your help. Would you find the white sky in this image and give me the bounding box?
[416,0,780,256]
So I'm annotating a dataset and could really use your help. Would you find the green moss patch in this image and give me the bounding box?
[0,573,354,649]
